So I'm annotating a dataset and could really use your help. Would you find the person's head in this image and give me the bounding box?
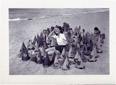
[79,26,81,30]
[47,28,50,34]
[55,25,63,33]
[63,22,70,32]
[94,27,101,35]
[43,30,47,34]
[82,29,85,33]
[54,27,61,35]
[51,26,54,31]
[94,27,99,33]
[94,27,99,31]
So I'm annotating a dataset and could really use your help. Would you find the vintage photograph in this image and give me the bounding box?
[9,8,109,75]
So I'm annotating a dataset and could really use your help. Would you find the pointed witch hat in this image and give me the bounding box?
[20,42,30,61]
[88,47,97,62]
[74,50,80,62]
[94,46,99,58]
[40,46,46,57]
[40,32,43,38]
[36,50,40,60]
[38,34,44,47]
[43,54,51,67]
[34,40,39,51]
[36,34,40,46]
[62,56,70,71]
[75,51,85,69]
[27,39,33,50]
[97,45,103,53]
[97,37,103,53]
[61,47,66,56]
[51,38,57,47]
[20,42,28,54]
[51,52,56,65]
[37,34,40,40]
[33,35,37,45]
[68,46,73,58]
[68,46,76,62]
[53,52,60,68]
[36,51,44,64]
[79,47,88,62]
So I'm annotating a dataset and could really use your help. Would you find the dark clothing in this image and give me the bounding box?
[55,44,69,53]
[55,45,64,53]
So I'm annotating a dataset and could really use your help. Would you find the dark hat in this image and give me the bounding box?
[43,54,51,67]
[94,27,99,31]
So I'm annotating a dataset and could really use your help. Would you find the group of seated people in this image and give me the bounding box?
[19,22,105,70]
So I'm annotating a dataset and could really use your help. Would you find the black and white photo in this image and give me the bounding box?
[9,8,109,75]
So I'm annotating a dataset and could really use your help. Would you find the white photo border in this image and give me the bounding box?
[1,0,116,84]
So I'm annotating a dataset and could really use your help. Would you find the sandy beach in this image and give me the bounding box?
[9,9,109,75]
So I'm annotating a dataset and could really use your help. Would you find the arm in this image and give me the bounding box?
[48,30,55,37]
[63,33,68,41]
[62,33,68,45]
[46,30,55,43]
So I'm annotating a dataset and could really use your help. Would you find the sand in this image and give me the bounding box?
[9,9,109,75]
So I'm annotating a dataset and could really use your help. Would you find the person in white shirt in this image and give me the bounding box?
[47,26,68,54]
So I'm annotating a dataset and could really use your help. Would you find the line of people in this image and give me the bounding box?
[19,22,105,70]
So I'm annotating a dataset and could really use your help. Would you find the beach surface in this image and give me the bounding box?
[9,9,109,75]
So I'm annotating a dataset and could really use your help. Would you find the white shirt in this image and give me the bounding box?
[52,33,67,45]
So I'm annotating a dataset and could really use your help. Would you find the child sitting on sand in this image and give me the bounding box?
[47,26,68,54]
[46,26,69,68]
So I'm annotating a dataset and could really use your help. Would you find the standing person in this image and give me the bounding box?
[47,28,50,35]
[41,30,48,49]
[89,27,100,62]
[62,22,70,32]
